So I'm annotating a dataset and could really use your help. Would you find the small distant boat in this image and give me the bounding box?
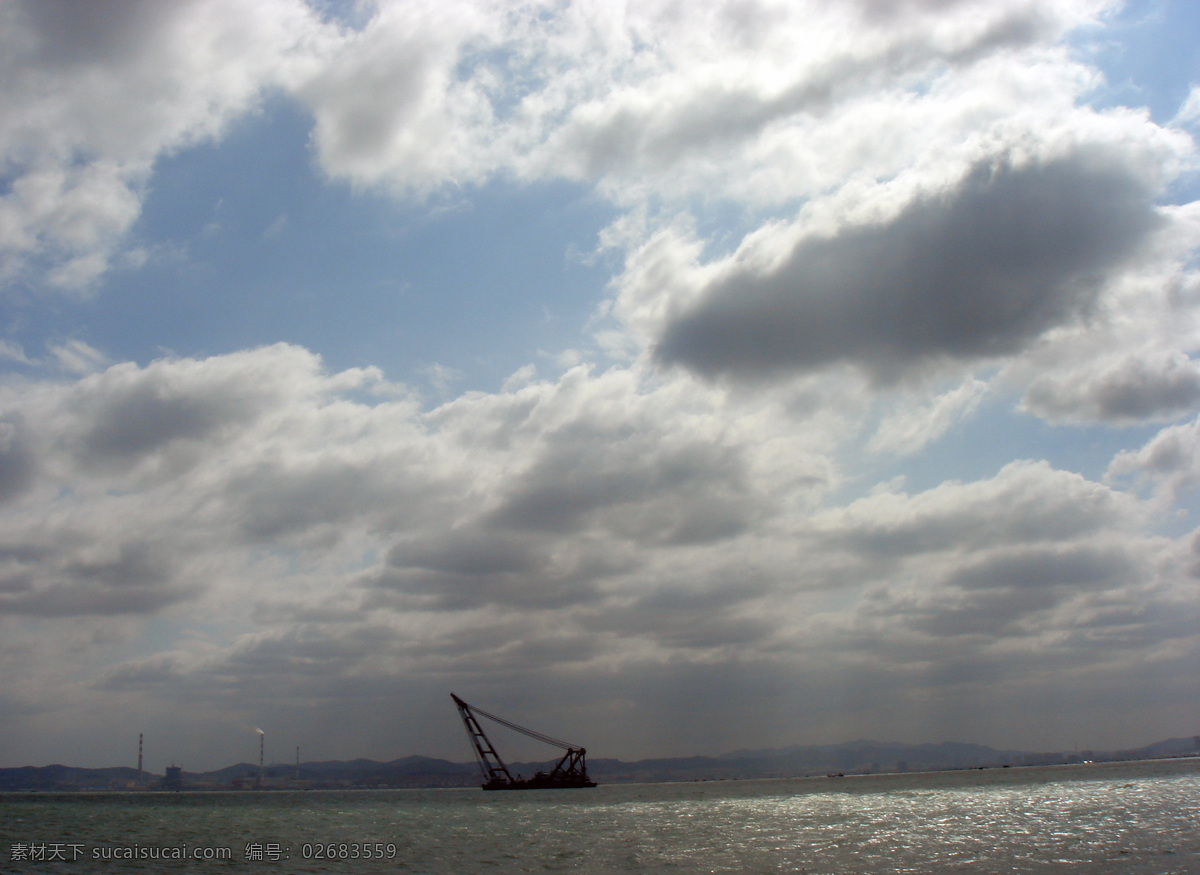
[451,693,597,790]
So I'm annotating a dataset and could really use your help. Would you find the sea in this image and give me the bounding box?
[2,758,1197,873]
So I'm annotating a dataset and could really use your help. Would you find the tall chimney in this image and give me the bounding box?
[258,732,264,787]
[137,733,143,788]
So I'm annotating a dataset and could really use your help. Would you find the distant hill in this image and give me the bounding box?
[1113,737,1200,760]
[0,764,143,792]
[2,737,1196,791]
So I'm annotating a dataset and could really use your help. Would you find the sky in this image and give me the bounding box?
[1,0,1199,773]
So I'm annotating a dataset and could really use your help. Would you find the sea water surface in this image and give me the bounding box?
[2,758,1197,873]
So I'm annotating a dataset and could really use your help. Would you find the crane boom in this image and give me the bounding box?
[452,693,515,785]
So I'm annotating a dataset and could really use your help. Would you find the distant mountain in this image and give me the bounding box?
[181,755,480,788]
[1114,737,1200,760]
[2,737,1196,791]
[0,764,143,791]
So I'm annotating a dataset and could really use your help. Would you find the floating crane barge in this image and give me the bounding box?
[451,693,597,790]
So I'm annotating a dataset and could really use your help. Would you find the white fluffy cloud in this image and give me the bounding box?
[294,0,1115,206]
[869,378,988,456]
[0,0,332,288]
[1108,413,1200,499]
[2,0,1140,291]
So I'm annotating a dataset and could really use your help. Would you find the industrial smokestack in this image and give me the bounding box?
[258,729,265,787]
[137,733,143,788]
[295,746,300,781]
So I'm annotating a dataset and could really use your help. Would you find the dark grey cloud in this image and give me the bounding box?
[219,624,399,681]
[487,421,758,546]
[899,546,1136,638]
[655,150,1163,381]
[1023,353,1200,425]
[100,654,186,691]
[304,47,434,172]
[0,416,37,503]
[588,575,776,650]
[230,461,419,542]
[808,468,1163,663]
[395,618,606,677]
[846,538,1168,670]
[74,368,265,471]
[370,534,619,612]
[944,546,1133,592]
[390,530,541,577]
[362,400,771,614]
[913,587,1061,637]
[0,541,191,616]
[15,0,185,68]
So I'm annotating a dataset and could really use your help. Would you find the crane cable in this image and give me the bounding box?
[464,700,581,751]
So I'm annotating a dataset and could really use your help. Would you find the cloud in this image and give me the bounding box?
[365,364,838,616]
[1108,415,1200,498]
[0,346,827,625]
[287,0,1106,209]
[1023,349,1200,425]
[869,378,988,456]
[0,541,189,617]
[531,0,1073,191]
[799,478,1196,750]
[1174,83,1200,127]
[651,148,1164,382]
[0,345,404,617]
[994,199,1200,426]
[296,0,496,193]
[0,416,37,503]
[48,339,110,375]
[1,342,1194,761]
[806,464,1192,704]
[0,0,331,289]
[421,362,465,396]
[4,0,1200,766]
[484,416,758,545]
[0,341,31,365]
[0,0,1164,299]
[846,532,1194,683]
[808,460,1139,571]
[55,345,334,478]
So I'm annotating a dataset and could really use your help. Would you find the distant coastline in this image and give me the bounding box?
[3,736,1196,792]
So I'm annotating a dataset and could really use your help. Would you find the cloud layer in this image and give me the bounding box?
[2,0,1200,768]
[2,344,1198,762]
